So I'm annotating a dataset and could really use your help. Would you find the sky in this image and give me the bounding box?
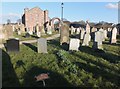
[0,2,119,24]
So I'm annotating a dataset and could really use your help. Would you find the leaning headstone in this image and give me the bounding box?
[82,33,91,46]
[60,24,69,45]
[92,31,103,50]
[37,38,47,53]
[69,38,80,51]
[6,39,19,52]
[110,27,117,44]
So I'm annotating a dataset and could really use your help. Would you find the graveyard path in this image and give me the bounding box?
[0,34,60,48]
[20,33,60,44]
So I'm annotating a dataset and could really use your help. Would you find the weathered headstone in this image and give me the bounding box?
[99,28,105,41]
[86,23,90,34]
[17,29,21,35]
[92,31,103,50]
[47,26,52,35]
[6,39,19,52]
[82,33,91,46]
[37,32,41,37]
[80,28,86,40]
[37,38,47,53]
[76,28,80,34]
[69,38,80,51]
[110,27,117,44]
[28,31,33,35]
[103,30,108,39]
[25,33,30,38]
[4,25,14,39]
[60,24,69,45]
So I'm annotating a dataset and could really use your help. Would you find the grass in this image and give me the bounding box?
[2,34,120,88]
[13,31,59,41]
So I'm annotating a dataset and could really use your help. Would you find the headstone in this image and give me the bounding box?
[86,23,90,34]
[110,27,117,44]
[25,33,30,38]
[6,39,19,52]
[103,30,108,39]
[82,33,91,46]
[80,28,86,40]
[60,24,69,45]
[37,32,41,37]
[70,26,74,35]
[37,38,47,53]
[69,38,80,51]
[76,28,80,34]
[17,29,21,35]
[92,31,103,50]
[99,28,105,41]
[47,26,52,35]
[28,31,33,35]
[4,25,14,39]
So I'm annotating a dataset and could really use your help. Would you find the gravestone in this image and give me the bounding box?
[70,26,74,35]
[80,28,86,40]
[92,31,103,50]
[86,23,90,34]
[99,28,105,41]
[110,27,117,44]
[103,30,108,39]
[47,26,52,35]
[28,31,33,35]
[4,25,14,39]
[6,39,19,52]
[37,38,47,53]
[17,29,21,35]
[25,33,30,38]
[60,24,69,45]
[82,33,91,46]
[69,38,80,51]
[76,28,80,34]
[37,32,41,37]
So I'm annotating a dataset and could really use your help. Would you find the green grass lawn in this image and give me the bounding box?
[13,31,59,41]
[2,35,120,87]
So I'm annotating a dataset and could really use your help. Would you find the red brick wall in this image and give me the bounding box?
[22,7,49,31]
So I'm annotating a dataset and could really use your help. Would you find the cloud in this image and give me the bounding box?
[105,3,118,9]
[0,13,21,24]
[0,13,20,18]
